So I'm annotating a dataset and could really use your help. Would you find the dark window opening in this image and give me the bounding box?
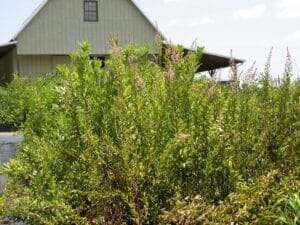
[84,0,98,22]
[90,56,106,68]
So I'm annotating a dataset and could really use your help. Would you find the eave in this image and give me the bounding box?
[199,51,244,72]
[0,41,17,58]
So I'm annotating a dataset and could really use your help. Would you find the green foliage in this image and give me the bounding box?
[276,192,300,225]
[0,74,57,129]
[159,169,300,225]
[0,76,31,127]
[0,40,299,224]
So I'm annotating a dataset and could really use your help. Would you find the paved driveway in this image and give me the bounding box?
[0,132,23,193]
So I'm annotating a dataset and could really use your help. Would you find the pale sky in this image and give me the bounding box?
[0,0,299,79]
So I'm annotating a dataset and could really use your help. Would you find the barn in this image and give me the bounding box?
[0,0,243,85]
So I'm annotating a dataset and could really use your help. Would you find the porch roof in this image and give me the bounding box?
[164,44,245,72]
[0,41,17,58]
[199,51,244,72]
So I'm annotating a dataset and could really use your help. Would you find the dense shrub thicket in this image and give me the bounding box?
[0,76,32,130]
[0,40,299,224]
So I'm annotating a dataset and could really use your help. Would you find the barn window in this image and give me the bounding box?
[84,0,98,22]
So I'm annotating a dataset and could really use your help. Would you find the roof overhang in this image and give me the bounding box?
[199,51,244,72]
[0,41,17,58]
[181,46,244,72]
[164,44,245,72]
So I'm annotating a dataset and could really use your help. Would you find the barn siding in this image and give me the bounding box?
[16,0,157,55]
[18,55,70,76]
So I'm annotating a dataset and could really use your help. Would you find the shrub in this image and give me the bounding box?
[0,74,57,129]
[0,40,299,224]
[159,169,300,225]
[0,76,30,128]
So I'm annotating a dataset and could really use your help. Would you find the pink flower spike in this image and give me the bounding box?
[166,69,175,81]
[229,49,235,67]
[111,40,119,57]
[286,47,292,62]
[136,76,145,89]
[155,22,162,38]
[170,45,180,64]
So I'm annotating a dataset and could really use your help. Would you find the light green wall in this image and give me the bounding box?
[17,0,157,55]
[0,50,71,79]
[0,48,16,85]
[18,55,70,76]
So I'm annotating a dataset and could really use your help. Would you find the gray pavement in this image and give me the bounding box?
[0,132,23,193]
[0,133,25,225]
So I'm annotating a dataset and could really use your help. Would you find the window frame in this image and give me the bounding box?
[84,0,98,22]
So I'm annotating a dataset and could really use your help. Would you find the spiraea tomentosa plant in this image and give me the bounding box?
[0,40,299,225]
[0,40,203,225]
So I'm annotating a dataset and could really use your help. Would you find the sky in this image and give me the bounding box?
[0,0,299,79]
